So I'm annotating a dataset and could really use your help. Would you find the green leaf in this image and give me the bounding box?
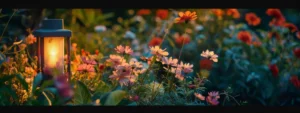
[127,102,137,106]
[104,90,127,106]
[43,87,58,94]
[74,81,92,104]
[0,75,15,85]
[166,37,175,48]
[32,73,43,93]
[39,80,54,91]
[16,74,29,91]
[0,14,7,18]
[1,85,19,105]
[94,80,112,94]
[0,52,5,65]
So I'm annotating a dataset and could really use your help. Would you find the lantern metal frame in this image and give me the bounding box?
[33,19,72,81]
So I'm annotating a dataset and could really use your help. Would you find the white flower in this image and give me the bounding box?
[200,49,218,62]
[195,25,204,31]
[124,31,136,39]
[134,15,144,22]
[109,63,136,86]
[94,25,106,32]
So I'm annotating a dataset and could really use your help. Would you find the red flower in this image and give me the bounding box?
[269,18,286,26]
[175,36,190,47]
[283,23,299,33]
[212,9,224,18]
[290,75,300,89]
[148,37,163,47]
[269,64,279,77]
[293,47,300,58]
[245,13,261,26]
[266,8,286,27]
[156,9,169,20]
[266,9,285,20]
[237,31,252,45]
[137,9,151,16]
[226,9,240,19]
[98,64,105,72]
[81,49,86,56]
[174,11,197,23]
[95,49,99,55]
[200,58,213,70]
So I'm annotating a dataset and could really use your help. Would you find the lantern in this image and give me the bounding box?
[33,19,72,80]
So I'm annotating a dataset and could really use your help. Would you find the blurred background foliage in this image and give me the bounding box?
[1,8,300,106]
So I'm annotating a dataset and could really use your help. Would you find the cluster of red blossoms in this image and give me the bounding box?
[266,9,300,37]
[238,9,300,47]
[136,9,169,20]
[269,47,300,89]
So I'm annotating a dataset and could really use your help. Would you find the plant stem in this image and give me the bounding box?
[229,95,240,106]
[178,29,188,61]
[3,49,24,55]
[0,9,17,42]
[42,91,52,106]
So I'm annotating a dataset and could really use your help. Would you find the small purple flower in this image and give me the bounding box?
[54,75,74,99]
[206,91,220,106]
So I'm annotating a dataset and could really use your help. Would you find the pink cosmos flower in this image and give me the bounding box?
[115,45,125,53]
[107,55,126,67]
[201,50,218,62]
[178,62,193,74]
[125,46,133,55]
[169,67,185,81]
[129,58,143,69]
[114,45,133,55]
[161,57,179,67]
[25,34,37,44]
[81,56,97,65]
[206,91,220,106]
[109,63,136,86]
[150,46,169,57]
[77,64,95,72]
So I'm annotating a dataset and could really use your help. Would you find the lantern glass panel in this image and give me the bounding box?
[43,37,65,73]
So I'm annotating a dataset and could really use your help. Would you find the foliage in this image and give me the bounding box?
[1,8,300,106]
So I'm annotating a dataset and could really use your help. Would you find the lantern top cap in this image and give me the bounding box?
[40,19,64,30]
[33,19,72,37]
